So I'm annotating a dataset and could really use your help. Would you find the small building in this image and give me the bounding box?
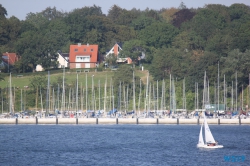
[1,52,20,65]
[105,43,122,57]
[1,52,20,72]
[57,53,69,68]
[35,64,44,72]
[69,43,98,69]
[105,43,133,64]
[35,52,69,71]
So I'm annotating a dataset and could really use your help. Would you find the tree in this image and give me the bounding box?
[119,39,149,65]
[0,4,7,18]
[172,9,195,28]
[112,64,133,87]
[0,5,9,45]
[131,15,157,30]
[149,48,190,81]
[160,7,179,23]
[105,53,117,67]
[139,22,179,48]
[29,74,47,92]
[178,2,187,9]
[107,5,123,24]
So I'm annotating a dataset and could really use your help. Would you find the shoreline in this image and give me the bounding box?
[0,117,249,125]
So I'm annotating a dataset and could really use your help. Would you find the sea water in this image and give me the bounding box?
[0,125,249,166]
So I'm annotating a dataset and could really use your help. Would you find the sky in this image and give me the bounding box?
[1,0,250,20]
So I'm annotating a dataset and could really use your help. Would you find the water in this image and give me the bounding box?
[0,124,249,166]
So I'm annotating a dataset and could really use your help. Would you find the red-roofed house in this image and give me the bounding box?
[105,43,132,64]
[69,43,98,69]
[2,52,20,65]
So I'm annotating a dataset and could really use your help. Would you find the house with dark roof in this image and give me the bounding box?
[57,52,69,68]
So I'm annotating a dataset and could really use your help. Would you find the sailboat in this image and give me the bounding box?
[197,71,223,148]
[197,112,223,148]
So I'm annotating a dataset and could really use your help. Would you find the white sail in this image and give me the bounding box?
[198,123,204,146]
[204,114,216,143]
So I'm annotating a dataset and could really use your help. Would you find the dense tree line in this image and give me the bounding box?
[0,3,250,111]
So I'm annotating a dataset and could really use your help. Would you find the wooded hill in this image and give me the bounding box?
[0,3,250,111]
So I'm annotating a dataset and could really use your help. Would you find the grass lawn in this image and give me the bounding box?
[0,70,149,88]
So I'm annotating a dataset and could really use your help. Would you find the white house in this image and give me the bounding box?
[105,43,122,58]
[57,53,69,68]
[35,52,69,72]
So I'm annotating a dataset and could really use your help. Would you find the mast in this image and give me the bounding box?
[138,79,141,114]
[224,74,227,111]
[21,89,23,113]
[119,81,121,112]
[170,74,171,113]
[161,79,165,110]
[104,76,107,113]
[61,67,65,116]
[217,62,219,112]
[57,84,59,114]
[146,72,149,116]
[9,73,13,114]
[157,80,158,111]
[236,72,237,111]
[133,71,136,113]
[183,78,186,112]
[40,86,43,116]
[231,81,234,111]
[92,75,94,111]
[99,80,100,111]
[76,73,78,118]
[45,71,50,117]
[86,73,88,112]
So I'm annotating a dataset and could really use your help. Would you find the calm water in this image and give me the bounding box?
[0,124,249,166]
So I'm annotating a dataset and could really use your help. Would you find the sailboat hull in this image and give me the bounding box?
[197,144,223,149]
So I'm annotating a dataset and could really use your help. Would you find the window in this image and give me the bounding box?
[84,49,86,52]
[91,49,93,52]
[75,49,78,52]
[76,63,81,68]
[76,55,90,62]
[85,63,90,68]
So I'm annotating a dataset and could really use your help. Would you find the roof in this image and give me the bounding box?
[58,52,69,61]
[69,44,98,63]
[1,53,19,65]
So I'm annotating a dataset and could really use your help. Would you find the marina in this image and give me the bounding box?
[0,116,249,125]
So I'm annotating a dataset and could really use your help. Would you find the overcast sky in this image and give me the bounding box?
[1,0,250,20]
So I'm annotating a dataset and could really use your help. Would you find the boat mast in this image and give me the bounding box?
[224,74,227,111]
[157,80,158,112]
[99,80,100,111]
[61,67,65,117]
[76,73,78,118]
[183,78,186,112]
[218,62,219,113]
[45,71,50,117]
[231,81,234,111]
[86,73,88,112]
[138,79,141,114]
[9,73,14,114]
[133,71,136,113]
[236,71,237,111]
